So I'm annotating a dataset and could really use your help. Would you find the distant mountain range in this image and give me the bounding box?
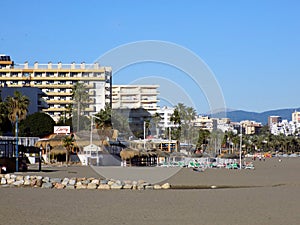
[210,107,300,125]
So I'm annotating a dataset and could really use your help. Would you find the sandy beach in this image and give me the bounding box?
[1,157,300,225]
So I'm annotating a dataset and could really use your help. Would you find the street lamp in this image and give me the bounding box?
[15,115,19,172]
[239,124,243,169]
[90,114,101,166]
[144,121,146,149]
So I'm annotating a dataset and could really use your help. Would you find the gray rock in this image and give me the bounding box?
[42,177,50,183]
[76,182,87,189]
[107,180,115,186]
[69,179,76,186]
[110,183,123,190]
[7,178,15,185]
[145,185,154,190]
[13,180,24,187]
[1,178,7,185]
[91,179,100,185]
[98,184,110,190]
[100,179,108,184]
[123,184,133,189]
[161,183,171,189]
[42,182,53,189]
[65,184,75,190]
[24,179,31,186]
[62,178,69,186]
[16,175,24,181]
[81,180,89,185]
[87,183,97,189]
[153,184,162,190]
[35,179,42,187]
[132,181,138,186]
[30,179,37,187]
[115,180,124,186]
[55,183,65,189]
[137,185,144,190]
[50,178,62,184]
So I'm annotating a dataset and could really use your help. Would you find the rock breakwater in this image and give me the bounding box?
[0,174,170,190]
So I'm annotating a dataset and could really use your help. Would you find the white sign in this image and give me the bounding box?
[54,126,70,134]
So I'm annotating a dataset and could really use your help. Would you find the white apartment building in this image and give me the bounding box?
[0,55,112,121]
[112,85,159,114]
[240,120,262,135]
[192,115,214,131]
[270,120,300,136]
[157,106,174,129]
[292,111,300,123]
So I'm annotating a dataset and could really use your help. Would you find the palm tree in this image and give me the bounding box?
[185,106,197,144]
[94,103,113,149]
[72,82,89,132]
[6,91,30,129]
[62,135,75,165]
[111,109,130,138]
[152,112,162,138]
[170,107,181,141]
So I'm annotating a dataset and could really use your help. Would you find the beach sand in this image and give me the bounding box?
[1,158,300,225]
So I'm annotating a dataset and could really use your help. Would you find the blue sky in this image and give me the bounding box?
[1,0,300,114]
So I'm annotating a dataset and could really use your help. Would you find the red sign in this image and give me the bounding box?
[54,126,70,134]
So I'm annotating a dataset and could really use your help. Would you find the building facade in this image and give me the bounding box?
[292,111,300,123]
[268,116,282,127]
[112,85,159,114]
[0,87,48,115]
[0,55,112,121]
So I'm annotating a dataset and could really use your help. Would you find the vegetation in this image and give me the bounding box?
[72,82,89,132]
[6,91,30,124]
[0,91,30,135]
[19,112,55,137]
[170,103,197,143]
[94,103,113,146]
[62,134,75,164]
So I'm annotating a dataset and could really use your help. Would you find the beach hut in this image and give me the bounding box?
[120,148,158,167]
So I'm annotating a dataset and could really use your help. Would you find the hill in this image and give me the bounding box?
[210,107,300,125]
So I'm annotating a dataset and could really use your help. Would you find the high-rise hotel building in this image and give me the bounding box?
[112,85,159,114]
[0,55,112,121]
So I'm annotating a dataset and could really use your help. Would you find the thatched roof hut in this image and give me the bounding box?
[120,148,139,160]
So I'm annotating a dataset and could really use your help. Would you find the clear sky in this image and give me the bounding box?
[1,0,300,114]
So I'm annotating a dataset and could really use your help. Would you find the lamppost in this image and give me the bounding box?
[239,123,243,169]
[90,114,101,166]
[46,144,51,163]
[144,121,146,149]
[15,115,19,172]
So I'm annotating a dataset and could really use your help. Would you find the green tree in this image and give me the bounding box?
[62,134,75,165]
[19,112,55,137]
[111,109,131,139]
[0,91,11,134]
[94,103,113,148]
[72,82,89,132]
[196,129,210,150]
[6,91,30,133]
[152,112,163,138]
[170,107,181,141]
